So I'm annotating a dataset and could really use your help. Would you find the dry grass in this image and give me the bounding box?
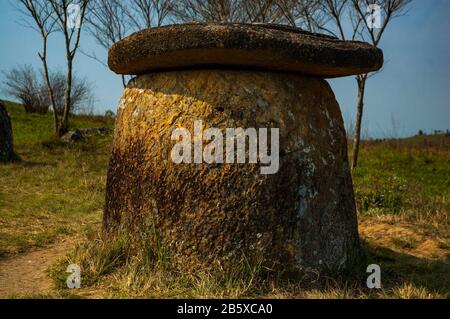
[46,212,448,299]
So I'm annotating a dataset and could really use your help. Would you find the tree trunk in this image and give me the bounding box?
[0,102,16,163]
[39,35,59,136]
[351,75,367,171]
[59,58,74,137]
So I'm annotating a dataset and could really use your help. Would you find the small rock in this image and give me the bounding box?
[61,129,83,143]
[78,127,113,136]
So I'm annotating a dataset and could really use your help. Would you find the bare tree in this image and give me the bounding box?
[17,0,90,136]
[86,0,130,87]
[276,0,324,31]
[16,0,59,128]
[48,70,95,115]
[2,65,49,114]
[172,0,240,22]
[86,0,173,87]
[240,0,285,23]
[349,0,412,169]
[2,65,94,116]
[125,0,174,29]
[173,0,290,23]
[48,0,90,136]
[281,0,412,170]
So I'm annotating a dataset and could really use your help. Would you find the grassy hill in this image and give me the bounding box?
[0,100,448,298]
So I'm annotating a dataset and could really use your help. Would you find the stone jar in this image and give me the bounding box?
[0,102,16,163]
[105,23,383,274]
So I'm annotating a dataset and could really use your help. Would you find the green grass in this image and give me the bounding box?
[353,138,449,221]
[1,100,449,298]
[4,100,113,146]
[0,100,114,256]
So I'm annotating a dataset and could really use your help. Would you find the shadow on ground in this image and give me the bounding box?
[364,240,449,296]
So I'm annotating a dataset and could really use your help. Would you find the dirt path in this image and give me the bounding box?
[0,236,81,298]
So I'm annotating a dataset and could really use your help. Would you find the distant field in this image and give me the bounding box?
[0,100,448,298]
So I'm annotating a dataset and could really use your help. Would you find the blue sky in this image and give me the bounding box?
[0,0,449,137]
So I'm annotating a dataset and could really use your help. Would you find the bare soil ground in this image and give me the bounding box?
[0,236,81,298]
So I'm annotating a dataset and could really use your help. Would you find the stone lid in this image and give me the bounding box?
[108,23,383,78]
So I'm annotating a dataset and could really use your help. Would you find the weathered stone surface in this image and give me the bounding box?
[0,102,16,163]
[103,70,360,273]
[108,23,383,78]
